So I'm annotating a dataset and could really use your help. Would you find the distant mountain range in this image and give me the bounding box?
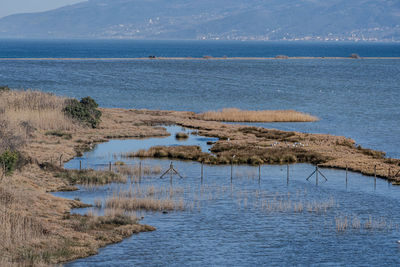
[0,0,399,41]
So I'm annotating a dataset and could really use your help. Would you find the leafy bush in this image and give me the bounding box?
[0,85,10,92]
[63,96,102,128]
[0,150,18,175]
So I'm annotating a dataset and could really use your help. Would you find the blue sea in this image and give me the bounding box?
[0,40,399,158]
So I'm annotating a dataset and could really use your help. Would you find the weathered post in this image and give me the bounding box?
[139,161,142,182]
[231,161,233,182]
[79,160,82,171]
[201,161,204,183]
[374,165,377,189]
[346,165,348,188]
[109,161,112,172]
[170,167,173,186]
[258,164,261,184]
[287,164,289,186]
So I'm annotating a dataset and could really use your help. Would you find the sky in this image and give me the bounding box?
[0,0,86,18]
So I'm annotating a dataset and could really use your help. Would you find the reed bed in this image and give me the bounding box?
[114,163,162,177]
[104,185,186,212]
[197,108,318,122]
[0,186,50,265]
[106,196,184,212]
[235,190,336,214]
[335,215,398,232]
[57,169,127,186]
[0,89,77,133]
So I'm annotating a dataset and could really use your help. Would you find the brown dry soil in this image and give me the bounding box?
[3,107,400,265]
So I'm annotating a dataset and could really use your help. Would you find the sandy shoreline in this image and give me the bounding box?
[1,56,400,61]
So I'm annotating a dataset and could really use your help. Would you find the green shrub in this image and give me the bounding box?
[0,150,18,175]
[0,85,10,92]
[63,96,102,128]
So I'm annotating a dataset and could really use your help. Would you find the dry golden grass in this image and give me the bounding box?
[105,186,185,212]
[198,108,318,122]
[0,185,50,265]
[0,90,77,134]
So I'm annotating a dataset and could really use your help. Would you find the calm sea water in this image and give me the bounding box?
[0,40,399,158]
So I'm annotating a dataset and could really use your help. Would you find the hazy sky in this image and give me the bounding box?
[0,0,86,18]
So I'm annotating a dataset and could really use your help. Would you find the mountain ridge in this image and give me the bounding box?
[0,0,399,41]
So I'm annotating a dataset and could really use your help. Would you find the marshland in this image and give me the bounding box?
[1,41,400,266]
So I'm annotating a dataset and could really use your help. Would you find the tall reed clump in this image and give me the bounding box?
[0,89,77,132]
[197,108,318,122]
[0,186,50,265]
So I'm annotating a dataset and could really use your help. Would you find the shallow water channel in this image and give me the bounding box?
[55,126,400,266]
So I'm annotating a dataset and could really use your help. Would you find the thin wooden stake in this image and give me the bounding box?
[79,160,82,170]
[346,165,348,188]
[258,164,261,184]
[109,161,112,172]
[374,165,376,189]
[231,161,233,182]
[287,164,289,186]
[201,162,204,183]
[139,161,142,182]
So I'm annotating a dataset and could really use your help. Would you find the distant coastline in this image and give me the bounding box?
[1,56,400,60]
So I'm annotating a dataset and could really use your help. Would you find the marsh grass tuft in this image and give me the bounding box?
[56,169,127,185]
[45,130,72,140]
[175,132,189,139]
[105,185,185,212]
[335,215,396,232]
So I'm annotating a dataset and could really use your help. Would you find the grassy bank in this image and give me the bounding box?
[0,89,159,266]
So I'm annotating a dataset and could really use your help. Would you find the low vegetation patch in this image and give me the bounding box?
[105,187,185,212]
[197,108,318,122]
[63,96,102,128]
[45,130,72,140]
[357,145,386,159]
[56,169,127,185]
[175,132,189,139]
[125,143,328,165]
[126,145,211,162]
